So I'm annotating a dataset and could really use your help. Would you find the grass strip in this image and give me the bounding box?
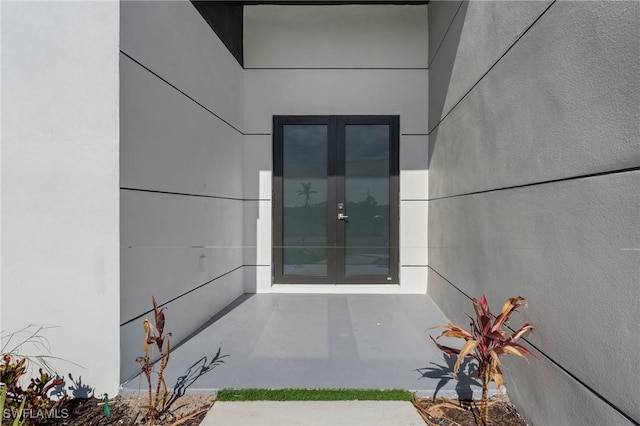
[217,388,412,402]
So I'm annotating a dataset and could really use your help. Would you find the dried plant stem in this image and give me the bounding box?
[482,368,490,425]
[153,354,167,411]
[145,372,154,419]
[166,408,209,426]
[412,394,469,426]
[136,297,173,425]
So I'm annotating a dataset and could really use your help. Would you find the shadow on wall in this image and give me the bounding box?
[50,374,96,400]
[416,353,481,400]
[428,1,468,169]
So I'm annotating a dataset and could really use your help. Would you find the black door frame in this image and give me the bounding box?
[273,115,399,284]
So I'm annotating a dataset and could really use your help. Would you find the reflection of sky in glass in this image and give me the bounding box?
[283,125,327,208]
[345,124,390,277]
[345,125,390,205]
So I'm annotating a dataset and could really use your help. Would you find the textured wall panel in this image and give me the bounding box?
[244,5,428,69]
[121,0,243,128]
[120,268,244,381]
[427,0,462,65]
[120,0,245,380]
[430,1,640,198]
[400,135,429,201]
[429,172,640,422]
[120,190,243,322]
[430,0,553,126]
[428,266,638,425]
[244,69,428,135]
[428,1,640,423]
[120,55,243,199]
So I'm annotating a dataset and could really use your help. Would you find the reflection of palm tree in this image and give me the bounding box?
[361,189,377,207]
[296,182,317,208]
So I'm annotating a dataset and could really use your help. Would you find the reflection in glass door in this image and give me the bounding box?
[273,116,399,284]
[282,123,329,277]
[342,123,392,277]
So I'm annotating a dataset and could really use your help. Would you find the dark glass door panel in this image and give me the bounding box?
[343,124,391,277]
[282,124,328,276]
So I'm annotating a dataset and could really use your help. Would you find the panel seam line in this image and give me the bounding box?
[428,167,640,201]
[120,50,245,136]
[121,187,269,202]
[120,265,244,327]
[427,0,465,69]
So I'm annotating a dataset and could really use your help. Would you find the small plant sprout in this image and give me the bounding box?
[429,295,535,426]
[102,393,111,417]
[136,296,173,425]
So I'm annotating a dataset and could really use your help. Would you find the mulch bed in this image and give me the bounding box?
[38,395,215,426]
[25,392,528,426]
[412,394,527,426]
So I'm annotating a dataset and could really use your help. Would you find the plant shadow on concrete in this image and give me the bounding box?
[416,353,481,400]
[164,348,228,411]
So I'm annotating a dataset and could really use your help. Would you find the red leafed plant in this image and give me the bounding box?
[429,295,535,425]
[135,296,172,424]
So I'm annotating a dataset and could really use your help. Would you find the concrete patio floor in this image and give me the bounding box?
[121,294,482,398]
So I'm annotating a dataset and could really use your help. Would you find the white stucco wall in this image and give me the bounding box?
[243,5,429,294]
[428,1,640,424]
[119,1,245,381]
[1,1,120,395]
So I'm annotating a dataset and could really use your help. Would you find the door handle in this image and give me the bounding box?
[338,213,349,220]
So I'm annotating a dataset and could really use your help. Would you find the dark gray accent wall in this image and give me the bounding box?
[428,1,640,424]
[192,1,244,65]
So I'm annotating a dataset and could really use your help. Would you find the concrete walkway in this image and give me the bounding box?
[201,401,424,426]
[122,294,484,424]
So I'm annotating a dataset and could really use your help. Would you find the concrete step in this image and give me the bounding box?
[201,400,424,426]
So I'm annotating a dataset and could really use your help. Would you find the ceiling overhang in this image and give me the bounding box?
[192,0,429,67]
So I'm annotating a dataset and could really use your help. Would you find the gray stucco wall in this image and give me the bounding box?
[119,0,245,381]
[1,1,121,394]
[428,1,640,425]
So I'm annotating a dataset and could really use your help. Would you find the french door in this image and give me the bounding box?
[273,115,399,284]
